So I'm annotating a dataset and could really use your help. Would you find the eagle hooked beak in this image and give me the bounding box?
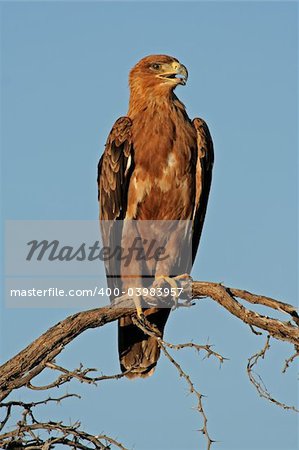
[158,62,188,86]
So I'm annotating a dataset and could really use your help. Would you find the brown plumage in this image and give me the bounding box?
[98,55,214,378]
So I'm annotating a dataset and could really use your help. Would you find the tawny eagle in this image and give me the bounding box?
[98,55,214,378]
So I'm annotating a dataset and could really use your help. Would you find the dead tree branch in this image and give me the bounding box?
[0,300,135,402]
[0,392,128,449]
[1,279,298,403]
[192,282,299,345]
[0,277,298,450]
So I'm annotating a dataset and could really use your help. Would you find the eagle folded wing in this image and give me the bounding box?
[98,116,133,221]
[98,117,134,299]
[192,118,214,264]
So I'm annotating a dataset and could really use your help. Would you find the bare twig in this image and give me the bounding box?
[0,393,128,450]
[160,340,226,365]
[159,342,214,450]
[0,403,12,432]
[131,314,221,450]
[27,362,129,391]
[0,420,128,450]
[282,346,299,374]
[249,325,263,336]
[247,337,298,412]
[0,393,80,410]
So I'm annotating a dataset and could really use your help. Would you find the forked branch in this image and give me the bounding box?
[0,278,298,450]
[0,278,298,403]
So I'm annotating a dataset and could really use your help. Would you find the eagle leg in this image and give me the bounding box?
[132,294,144,319]
[132,312,162,338]
[130,293,162,337]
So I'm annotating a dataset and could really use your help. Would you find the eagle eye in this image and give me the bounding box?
[151,63,161,70]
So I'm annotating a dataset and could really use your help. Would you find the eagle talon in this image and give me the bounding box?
[174,273,193,301]
[154,275,178,292]
[153,275,181,310]
[175,273,192,282]
[133,296,160,335]
[136,306,144,319]
[133,311,161,337]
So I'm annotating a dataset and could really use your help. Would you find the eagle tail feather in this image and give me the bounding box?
[118,309,170,378]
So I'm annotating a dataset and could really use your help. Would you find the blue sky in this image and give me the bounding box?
[0,1,298,449]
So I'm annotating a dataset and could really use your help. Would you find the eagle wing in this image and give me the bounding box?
[98,116,133,220]
[98,117,134,298]
[192,118,214,264]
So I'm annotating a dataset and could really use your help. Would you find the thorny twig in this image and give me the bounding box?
[0,394,128,449]
[282,346,299,374]
[159,342,215,450]
[247,336,298,412]
[0,394,79,432]
[0,420,129,449]
[132,313,223,450]
[161,340,227,365]
[27,362,130,391]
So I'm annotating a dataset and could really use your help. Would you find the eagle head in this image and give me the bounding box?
[129,54,188,95]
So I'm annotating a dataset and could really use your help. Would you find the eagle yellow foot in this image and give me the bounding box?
[154,275,181,308]
[132,309,162,338]
[136,306,144,319]
[130,293,143,319]
[175,273,192,282]
[174,273,193,298]
[131,295,161,337]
